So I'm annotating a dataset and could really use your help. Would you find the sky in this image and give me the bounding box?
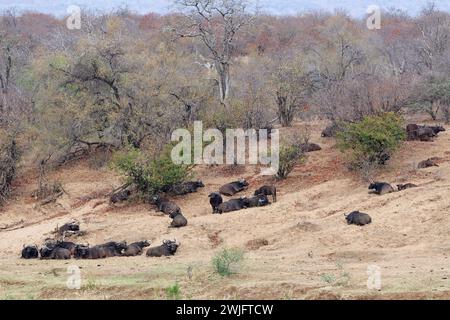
[0,0,449,17]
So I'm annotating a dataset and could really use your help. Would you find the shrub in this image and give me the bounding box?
[276,141,306,179]
[336,113,405,169]
[212,248,245,277]
[165,282,181,300]
[111,145,192,198]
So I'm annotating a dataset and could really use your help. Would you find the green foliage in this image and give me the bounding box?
[277,144,306,179]
[111,145,192,197]
[165,282,181,300]
[336,113,405,168]
[212,248,245,277]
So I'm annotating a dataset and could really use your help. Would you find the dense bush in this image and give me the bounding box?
[111,146,192,198]
[336,113,406,169]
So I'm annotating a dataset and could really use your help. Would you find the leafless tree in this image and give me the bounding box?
[173,0,255,105]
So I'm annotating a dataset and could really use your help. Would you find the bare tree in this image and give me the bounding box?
[173,0,255,105]
[268,53,316,127]
[414,3,450,73]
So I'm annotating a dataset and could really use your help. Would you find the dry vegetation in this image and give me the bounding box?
[1,120,450,300]
[0,1,450,300]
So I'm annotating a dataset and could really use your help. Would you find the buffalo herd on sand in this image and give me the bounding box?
[21,122,446,259]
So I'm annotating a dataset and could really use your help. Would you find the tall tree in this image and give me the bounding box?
[173,0,255,105]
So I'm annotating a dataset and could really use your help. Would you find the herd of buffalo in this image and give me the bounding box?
[20,179,277,260]
[20,122,445,259]
[22,238,180,260]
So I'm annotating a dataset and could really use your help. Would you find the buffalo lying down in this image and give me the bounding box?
[169,211,188,228]
[254,185,277,202]
[166,180,205,195]
[153,196,181,215]
[110,189,131,204]
[243,195,270,208]
[219,179,249,196]
[209,192,223,213]
[418,158,439,169]
[102,241,127,256]
[146,240,180,257]
[345,211,372,226]
[369,182,395,195]
[54,240,78,255]
[216,197,246,214]
[406,124,445,141]
[21,245,39,259]
[74,245,105,259]
[74,241,127,259]
[40,245,71,260]
[123,241,151,256]
[57,221,80,236]
[397,183,418,191]
[299,143,322,153]
[321,123,342,138]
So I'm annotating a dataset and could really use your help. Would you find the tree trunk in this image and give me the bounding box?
[216,62,230,105]
[276,93,294,127]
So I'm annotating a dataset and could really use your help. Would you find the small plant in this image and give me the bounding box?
[321,274,336,284]
[83,279,97,290]
[165,282,181,300]
[320,262,351,287]
[212,248,245,277]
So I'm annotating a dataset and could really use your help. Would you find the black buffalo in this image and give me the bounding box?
[146,240,180,257]
[418,158,439,169]
[345,211,372,226]
[368,182,395,195]
[299,143,322,153]
[216,197,246,214]
[219,179,249,196]
[406,124,445,141]
[321,123,340,137]
[57,221,80,235]
[40,245,71,260]
[74,241,127,259]
[110,189,131,204]
[243,194,270,208]
[21,245,39,259]
[397,183,418,191]
[169,211,188,228]
[166,180,205,195]
[123,240,151,256]
[153,195,181,215]
[208,192,223,213]
[55,240,78,256]
[74,245,107,259]
[254,185,277,202]
[98,241,128,257]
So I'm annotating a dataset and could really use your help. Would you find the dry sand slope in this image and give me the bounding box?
[1,122,450,300]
